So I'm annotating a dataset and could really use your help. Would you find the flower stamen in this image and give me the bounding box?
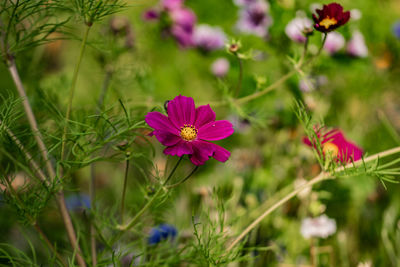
[322,142,339,158]
[180,124,198,141]
[319,16,338,29]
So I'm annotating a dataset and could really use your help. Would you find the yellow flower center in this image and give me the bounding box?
[322,142,339,158]
[319,16,338,29]
[180,125,198,141]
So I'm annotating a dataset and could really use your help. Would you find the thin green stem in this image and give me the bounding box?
[235,56,243,97]
[226,146,400,252]
[166,165,198,189]
[60,25,91,167]
[120,153,130,224]
[117,157,183,232]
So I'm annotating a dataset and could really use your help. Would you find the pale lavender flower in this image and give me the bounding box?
[193,24,227,51]
[233,0,258,7]
[347,31,368,58]
[323,32,345,54]
[285,17,313,43]
[211,58,230,77]
[301,215,337,239]
[236,0,272,38]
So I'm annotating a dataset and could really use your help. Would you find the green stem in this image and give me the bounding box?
[120,153,130,224]
[60,25,91,167]
[235,56,243,97]
[166,165,198,189]
[226,146,400,252]
[117,157,183,232]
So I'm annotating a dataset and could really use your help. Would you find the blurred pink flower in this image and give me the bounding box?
[162,0,183,10]
[145,95,234,165]
[301,215,336,239]
[236,0,272,38]
[193,24,227,51]
[211,58,230,77]
[323,32,345,54]
[285,17,313,43]
[347,31,368,58]
[303,128,363,163]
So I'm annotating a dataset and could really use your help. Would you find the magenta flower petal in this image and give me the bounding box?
[145,112,179,134]
[304,127,363,163]
[167,95,196,128]
[153,130,181,146]
[190,140,215,165]
[194,104,216,128]
[164,141,193,157]
[146,95,234,165]
[211,143,231,162]
[197,120,234,141]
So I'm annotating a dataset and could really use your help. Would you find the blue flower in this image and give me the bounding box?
[392,21,400,39]
[65,194,91,212]
[148,224,178,245]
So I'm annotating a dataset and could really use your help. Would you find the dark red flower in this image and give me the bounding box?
[312,3,350,33]
[303,128,363,163]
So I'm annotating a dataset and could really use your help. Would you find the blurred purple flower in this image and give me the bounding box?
[143,9,159,20]
[233,0,258,6]
[65,194,91,212]
[148,224,177,245]
[193,24,227,51]
[145,95,234,165]
[347,31,368,58]
[143,0,196,48]
[236,0,272,38]
[169,8,196,47]
[301,215,336,239]
[211,58,230,77]
[392,21,400,39]
[285,17,313,43]
[323,32,345,54]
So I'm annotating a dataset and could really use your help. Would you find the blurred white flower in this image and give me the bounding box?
[301,214,337,239]
[309,3,322,13]
[350,9,362,21]
[347,31,368,58]
[357,260,372,267]
[323,32,345,54]
[285,17,313,43]
[210,58,230,77]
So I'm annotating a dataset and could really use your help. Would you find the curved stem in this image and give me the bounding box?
[166,165,198,189]
[226,146,400,252]
[60,25,91,167]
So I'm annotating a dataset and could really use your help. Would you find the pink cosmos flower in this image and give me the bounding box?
[303,127,363,163]
[145,95,234,165]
